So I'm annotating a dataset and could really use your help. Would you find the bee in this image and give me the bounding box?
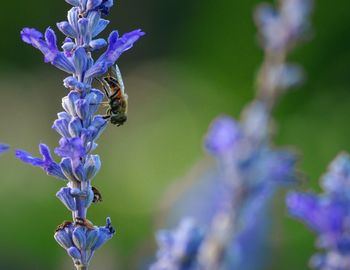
[55,220,72,232]
[97,64,128,126]
[92,186,103,203]
[75,217,95,230]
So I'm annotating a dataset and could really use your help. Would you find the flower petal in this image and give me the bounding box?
[96,29,145,67]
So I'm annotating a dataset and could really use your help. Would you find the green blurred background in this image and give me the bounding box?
[1,0,350,269]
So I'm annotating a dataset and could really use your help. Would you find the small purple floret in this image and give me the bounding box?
[55,137,86,161]
[96,30,145,67]
[205,116,241,156]
[16,144,66,180]
[21,27,75,73]
[21,28,43,44]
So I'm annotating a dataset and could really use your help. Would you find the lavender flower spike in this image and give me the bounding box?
[151,0,312,269]
[17,0,144,269]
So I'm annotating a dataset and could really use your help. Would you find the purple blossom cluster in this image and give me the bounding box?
[255,0,313,52]
[254,0,312,103]
[16,0,144,269]
[287,153,350,270]
[151,218,205,270]
[151,103,299,270]
[151,0,312,269]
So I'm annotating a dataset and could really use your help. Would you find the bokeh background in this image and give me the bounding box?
[1,0,350,269]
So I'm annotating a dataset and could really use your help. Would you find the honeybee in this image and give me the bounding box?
[55,220,72,232]
[92,186,103,203]
[97,64,128,126]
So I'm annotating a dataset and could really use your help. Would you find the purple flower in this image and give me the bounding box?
[151,1,311,269]
[287,153,350,269]
[321,153,350,195]
[287,192,347,237]
[0,144,9,155]
[91,217,116,250]
[56,187,78,211]
[255,0,313,51]
[16,144,66,180]
[95,30,145,67]
[264,64,304,92]
[255,4,287,51]
[244,148,298,186]
[55,137,86,161]
[54,217,115,265]
[65,0,80,7]
[204,116,241,156]
[95,0,114,15]
[21,28,75,73]
[151,218,204,270]
[57,21,77,38]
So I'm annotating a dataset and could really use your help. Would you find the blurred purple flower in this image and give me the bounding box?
[151,0,311,269]
[255,0,313,51]
[151,218,205,270]
[0,144,9,155]
[204,116,241,156]
[287,153,350,269]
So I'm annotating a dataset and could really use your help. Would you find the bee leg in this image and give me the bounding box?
[102,108,112,120]
[89,102,109,107]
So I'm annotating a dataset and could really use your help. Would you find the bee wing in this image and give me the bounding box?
[114,64,126,94]
[96,77,114,97]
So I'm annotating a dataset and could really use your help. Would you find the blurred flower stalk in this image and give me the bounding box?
[151,0,313,269]
[15,0,144,269]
